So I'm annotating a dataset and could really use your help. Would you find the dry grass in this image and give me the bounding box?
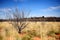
[0,22,21,40]
[0,22,60,40]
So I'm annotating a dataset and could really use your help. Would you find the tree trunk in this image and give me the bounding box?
[18,28,21,33]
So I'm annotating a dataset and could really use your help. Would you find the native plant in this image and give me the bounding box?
[7,8,30,33]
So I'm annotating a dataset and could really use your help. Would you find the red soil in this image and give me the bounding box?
[56,34,60,36]
[19,33,41,40]
[19,33,26,37]
[33,37,41,40]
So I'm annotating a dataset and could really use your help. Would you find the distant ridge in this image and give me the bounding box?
[0,16,60,22]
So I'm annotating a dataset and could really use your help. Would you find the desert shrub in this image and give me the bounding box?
[0,35,3,40]
[0,22,21,40]
[5,28,10,37]
[16,35,21,40]
[47,30,56,37]
[22,30,36,40]
[22,30,41,40]
[27,30,40,37]
[0,27,5,40]
[22,35,33,40]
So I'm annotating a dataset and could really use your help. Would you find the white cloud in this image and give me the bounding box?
[41,6,60,12]
[0,8,14,19]
[0,8,12,13]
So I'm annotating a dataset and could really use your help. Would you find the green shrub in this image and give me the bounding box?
[16,35,21,40]
[22,35,32,40]
[27,30,39,37]
[47,31,56,37]
[5,28,10,37]
[22,30,40,40]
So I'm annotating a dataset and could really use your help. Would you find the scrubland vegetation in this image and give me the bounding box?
[0,22,60,40]
[0,8,60,40]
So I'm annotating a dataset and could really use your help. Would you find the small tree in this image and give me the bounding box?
[7,8,30,33]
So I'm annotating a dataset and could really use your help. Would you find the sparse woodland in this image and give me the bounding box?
[0,8,60,40]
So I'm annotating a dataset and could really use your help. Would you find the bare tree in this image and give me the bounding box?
[7,8,30,33]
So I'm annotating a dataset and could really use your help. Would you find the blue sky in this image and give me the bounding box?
[0,0,60,19]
